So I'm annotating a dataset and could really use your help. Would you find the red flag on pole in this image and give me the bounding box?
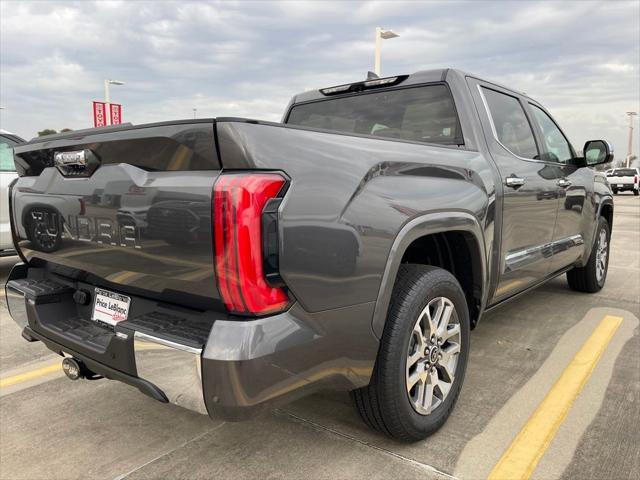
[92,101,107,127]
[110,103,122,125]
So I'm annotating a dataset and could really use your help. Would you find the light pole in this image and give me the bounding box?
[626,111,638,167]
[374,27,399,77]
[104,79,125,125]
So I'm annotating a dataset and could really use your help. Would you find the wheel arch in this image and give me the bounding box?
[372,211,488,338]
[599,200,613,232]
[582,198,614,264]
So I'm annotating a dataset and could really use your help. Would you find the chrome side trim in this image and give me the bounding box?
[504,234,584,273]
[134,331,207,415]
[6,285,28,329]
[551,234,583,255]
[504,243,550,272]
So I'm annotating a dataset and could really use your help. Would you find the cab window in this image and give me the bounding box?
[529,104,573,163]
[481,87,539,159]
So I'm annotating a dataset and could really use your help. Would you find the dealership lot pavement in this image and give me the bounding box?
[1,195,638,480]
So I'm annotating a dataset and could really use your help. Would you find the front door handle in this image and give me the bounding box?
[505,176,525,188]
[557,178,572,188]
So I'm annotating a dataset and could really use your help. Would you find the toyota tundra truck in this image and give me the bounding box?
[5,69,614,441]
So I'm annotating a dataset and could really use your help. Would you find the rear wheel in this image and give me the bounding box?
[567,216,610,293]
[350,265,470,442]
[634,189,639,196]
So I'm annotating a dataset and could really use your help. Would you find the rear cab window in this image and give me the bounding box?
[286,84,463,146]
[610,169,637,177]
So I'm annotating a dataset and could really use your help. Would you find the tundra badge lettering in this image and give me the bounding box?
[54,150,87,167]
[53,149,100,177]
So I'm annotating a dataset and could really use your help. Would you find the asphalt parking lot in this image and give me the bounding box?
[0,195,638,480]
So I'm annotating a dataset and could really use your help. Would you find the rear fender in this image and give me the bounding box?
[371,211,487,338]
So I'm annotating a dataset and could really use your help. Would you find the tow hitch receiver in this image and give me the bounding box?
[62,357,102,381]
[62,357,82,380]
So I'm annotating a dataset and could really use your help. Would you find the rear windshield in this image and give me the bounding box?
[286,84,462,145]
[609,169,636,176]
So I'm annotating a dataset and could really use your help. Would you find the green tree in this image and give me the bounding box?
[37,129,57,136]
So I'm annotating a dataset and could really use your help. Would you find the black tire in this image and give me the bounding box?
[567,216,610,293]
[612,189,618,195]
[634,189,639,196]
[350,265,470,442]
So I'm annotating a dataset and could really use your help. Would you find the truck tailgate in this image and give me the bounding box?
[11,120,222,310]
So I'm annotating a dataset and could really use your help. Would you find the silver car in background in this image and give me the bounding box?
[0,130,24,255]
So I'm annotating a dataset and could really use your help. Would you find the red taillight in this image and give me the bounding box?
[634,175,638,184]
[213,173,289,316]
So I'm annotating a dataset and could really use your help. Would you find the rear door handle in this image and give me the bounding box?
[557,178,572,188]
[505,176,525,188]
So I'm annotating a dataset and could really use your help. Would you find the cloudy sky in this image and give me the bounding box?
[1,0,639,158]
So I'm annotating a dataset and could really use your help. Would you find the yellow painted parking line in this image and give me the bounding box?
[0,343,165,391]
[0,362,62,389]
[106,270,147,284]
[488,315,623,480]
[176,269,213,281]
[0,341,177,391]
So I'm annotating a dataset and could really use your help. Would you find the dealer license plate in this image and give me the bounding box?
[92,288,131,325]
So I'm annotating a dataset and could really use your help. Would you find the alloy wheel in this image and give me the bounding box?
[595,228,608,283]
[405,296,461,415]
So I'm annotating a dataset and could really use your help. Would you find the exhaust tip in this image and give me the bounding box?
[62,357,83,381]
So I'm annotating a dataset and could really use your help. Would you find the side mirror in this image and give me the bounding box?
[583,140,614,167]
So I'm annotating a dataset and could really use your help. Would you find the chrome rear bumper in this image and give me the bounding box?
[5,264,380,422]
[6,283,28,329]
[133,331,207,415]
[5,277,207,416]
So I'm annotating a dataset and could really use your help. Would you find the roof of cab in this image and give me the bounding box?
[289,68,527,105]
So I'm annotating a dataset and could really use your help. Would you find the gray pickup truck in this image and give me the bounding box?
[5,68,614,441]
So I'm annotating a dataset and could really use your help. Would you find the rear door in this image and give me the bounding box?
[468,79,560,301]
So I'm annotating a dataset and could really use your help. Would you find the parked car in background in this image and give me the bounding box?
[0,130,24,256]
[606,167,639,195]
